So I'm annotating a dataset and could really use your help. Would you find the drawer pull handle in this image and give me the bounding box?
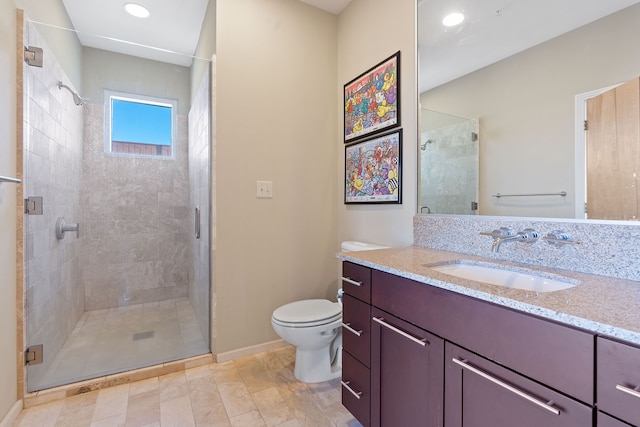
[341,380,362,400]
[372,317,427,347]
[452,358,560,416]
[616,384,640,399]
[342,322,363,337]
[341,276,363,286]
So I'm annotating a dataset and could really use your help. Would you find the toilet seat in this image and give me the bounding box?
[272,299,342,328]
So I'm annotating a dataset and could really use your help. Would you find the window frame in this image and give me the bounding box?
[104,90,177,160]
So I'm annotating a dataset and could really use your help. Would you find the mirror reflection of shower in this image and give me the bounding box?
[419,108,479,215]
[57,80,88,106]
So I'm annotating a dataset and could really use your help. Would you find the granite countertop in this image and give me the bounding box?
[337,246,640,346]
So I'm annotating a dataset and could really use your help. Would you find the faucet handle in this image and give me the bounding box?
[480,227,514,238]
[543,230,579,245]
[517,228,539,241]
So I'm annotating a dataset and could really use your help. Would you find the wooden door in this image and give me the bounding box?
[586,77,640,220]
[445,343,593,427]
[371,308,444,427]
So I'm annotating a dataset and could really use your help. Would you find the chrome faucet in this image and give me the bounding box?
[480,227,539,252]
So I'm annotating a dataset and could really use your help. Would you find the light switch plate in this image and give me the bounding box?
[257,181,273,198]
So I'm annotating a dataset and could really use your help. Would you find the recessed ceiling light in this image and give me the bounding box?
[442,12,465,27]
[124,3,150,18]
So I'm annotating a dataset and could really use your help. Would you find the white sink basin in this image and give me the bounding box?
[428,261,579,293]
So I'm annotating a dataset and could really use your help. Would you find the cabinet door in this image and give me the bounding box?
[598,412,632,427]
[597,337,640,426]
[371,308,444,427]
[342,293,371,367]
[445,343,593,427]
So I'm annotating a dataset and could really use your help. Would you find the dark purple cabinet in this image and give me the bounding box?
[342,293,371,367]
[342,351,370,426]
[342,261,372,303]
[597,338,640,426]
[597,412,632,427]
[370,308,444,427]
[445,343,593,427]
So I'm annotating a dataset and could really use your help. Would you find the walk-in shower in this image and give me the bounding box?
[21,18,212,392]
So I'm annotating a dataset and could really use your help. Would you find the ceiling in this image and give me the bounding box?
[418,0,640,91]
[59,0,638,84]
[61,0,210,67]
[60,0,352,67]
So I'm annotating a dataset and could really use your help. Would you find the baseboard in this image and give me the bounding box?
[0,400,23,427]
[215,339,291,363]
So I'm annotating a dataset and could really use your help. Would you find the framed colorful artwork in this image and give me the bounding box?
[344,129,402,204]
[344,51,400,143]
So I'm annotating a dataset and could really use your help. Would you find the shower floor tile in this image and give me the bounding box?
[33,297,208,391]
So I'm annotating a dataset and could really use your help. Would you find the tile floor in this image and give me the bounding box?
[32,298,209,392]
[15,346,361,427]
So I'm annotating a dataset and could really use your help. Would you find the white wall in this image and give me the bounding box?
[0,0,18,420]
[337,0,418,248]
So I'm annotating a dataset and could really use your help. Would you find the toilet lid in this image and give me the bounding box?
[272,299,341,325]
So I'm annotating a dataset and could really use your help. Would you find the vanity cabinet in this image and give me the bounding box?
[596,337,640,426]
[341,261,602,426]
[445,343,593,427]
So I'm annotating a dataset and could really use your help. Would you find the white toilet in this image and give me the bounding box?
[271,240,388,383]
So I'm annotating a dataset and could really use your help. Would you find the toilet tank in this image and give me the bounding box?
[341,240,389,252]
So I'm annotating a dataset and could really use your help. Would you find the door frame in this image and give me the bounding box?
[574,82,622,219]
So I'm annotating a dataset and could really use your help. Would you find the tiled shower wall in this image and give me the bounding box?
[188,62,211,345]
[80,105,192,310]
[23,22,85,389]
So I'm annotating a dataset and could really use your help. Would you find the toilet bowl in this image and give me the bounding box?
[271,240,388,383]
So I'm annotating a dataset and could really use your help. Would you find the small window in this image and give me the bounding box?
[105,90,177,158]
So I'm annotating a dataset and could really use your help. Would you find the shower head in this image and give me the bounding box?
[57,81,88,106]
[420,139,434,150]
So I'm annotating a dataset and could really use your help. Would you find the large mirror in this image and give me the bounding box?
[418,0,640,220]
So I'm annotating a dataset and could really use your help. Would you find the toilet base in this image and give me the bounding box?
[293,345,342,383]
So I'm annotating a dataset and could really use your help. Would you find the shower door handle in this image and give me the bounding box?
[195,207,201,239]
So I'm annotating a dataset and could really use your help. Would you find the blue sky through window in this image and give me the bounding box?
[111,98,172,146]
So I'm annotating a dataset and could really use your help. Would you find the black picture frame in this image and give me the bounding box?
[344,51,400,143]
[345,129,402,204]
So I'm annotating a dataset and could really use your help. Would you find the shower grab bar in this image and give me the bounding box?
[492,191,566,198]
[0,175,21,184]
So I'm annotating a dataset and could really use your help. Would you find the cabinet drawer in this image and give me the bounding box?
[445,343,593,427]
[342,350,370,427]
[372,269,595,404]
[597,412,632,427]
[342,262,371,303]
[597,337,640,426]
[342,293,371,367]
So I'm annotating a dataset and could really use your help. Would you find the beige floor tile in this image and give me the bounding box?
[158,371,189,402]
[89,412,126,427]
[17,346,358,427]
[14,400,64,427]
[159,395,196,427]
[229,409,266,427]
[252,387,295,426]
[92,383,130,421]
[217,381,257,418]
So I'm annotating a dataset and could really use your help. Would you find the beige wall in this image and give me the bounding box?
[0,0,18,420]
[421,4,640,218]
[337,0,418,248]
[215,0,339,353]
